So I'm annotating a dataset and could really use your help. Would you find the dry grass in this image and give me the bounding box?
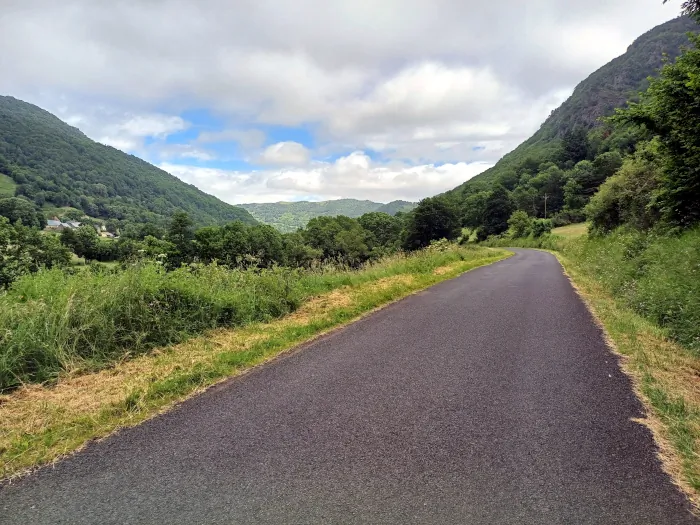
[433,263,463,276]
[552,223,588,238]
[554,252,700,508]
[0,251,509,479]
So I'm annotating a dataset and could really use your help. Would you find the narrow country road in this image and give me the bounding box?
[1,249,696,524]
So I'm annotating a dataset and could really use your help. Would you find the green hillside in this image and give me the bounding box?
[450,16,698,194]
[0,96,255,226]
[241,199,416,232]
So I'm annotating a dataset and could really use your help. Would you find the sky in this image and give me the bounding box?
[0,0,678,204]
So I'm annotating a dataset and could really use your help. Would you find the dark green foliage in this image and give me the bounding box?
[0,197,43,228]
[358,212,403,249]
[0,217,71,288]
[166,211,195,258]
[561,128,591,165]
[460,190,489,228]
[531,219,553,237]
[303,216,371,265]
[481,185,515,238]
[507,210,532,238]
[248,225,285,267]
[240,199,416,233]
[0,96,256,227]
[612,32,700,226]
[61,226,98,260]
[403,197,460,250]
[585,142,663,232]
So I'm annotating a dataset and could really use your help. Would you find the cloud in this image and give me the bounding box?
[0,0,679,203]
[161,151,492,204]
[56,106,188,152]
[258,142,311,166]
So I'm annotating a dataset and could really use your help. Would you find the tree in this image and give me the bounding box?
[507,211,532,238]
[561,127,590,165]
[0,197,42,229]
[592,151,623,184]
[663,0,700,18]
[61,225,100,261]
[282,232,322,268]
[403,197,460,250]
[585,142,663,233]
[612,33,700,226]
[335,228,370,266]
[247,225,284,267]
[61,208,85,222]
[166,211,195,264]
[0,217,70,288]
[461,191,489,229]
[563,178,586,215]
[358,212,402,248]
[481,185,514,238]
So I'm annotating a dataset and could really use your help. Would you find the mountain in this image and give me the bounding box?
[0,96,256,226]
[240,199,417,232]
[450,16,699,194]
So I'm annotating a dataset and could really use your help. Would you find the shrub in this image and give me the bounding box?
[507,210,532,238]
[532,219,553,237]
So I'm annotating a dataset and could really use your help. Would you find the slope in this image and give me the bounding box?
[0,96,256,226]
[240,199,416,232]
[450,16,699,194]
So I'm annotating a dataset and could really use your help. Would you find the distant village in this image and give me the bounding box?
[45,218,118,238]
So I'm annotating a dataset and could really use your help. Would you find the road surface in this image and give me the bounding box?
[1,249,696,524]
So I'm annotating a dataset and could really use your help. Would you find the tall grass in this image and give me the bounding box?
[562,228,700,352]
[0,244,497,391]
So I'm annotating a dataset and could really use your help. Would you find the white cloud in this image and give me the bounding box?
[258,142,311,166]
[52,105,188,153]
[161,151,492,204]
[0,0,681,202]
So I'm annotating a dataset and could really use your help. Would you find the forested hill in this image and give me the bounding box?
[0,96,255,226]
[450,15,698,193]
[240,199,416,232]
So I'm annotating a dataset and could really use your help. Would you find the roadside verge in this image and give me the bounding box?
[0,247,510,481]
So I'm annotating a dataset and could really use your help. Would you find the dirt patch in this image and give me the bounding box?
[286,288,354,324]
[365,274,415,290]
[433,263,461,276]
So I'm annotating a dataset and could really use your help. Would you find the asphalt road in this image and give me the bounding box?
[1,249,697,524]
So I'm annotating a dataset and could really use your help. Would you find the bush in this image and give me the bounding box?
[0,263,304,390]
[507,210,532,238]
[563,228,700,351]
[532,219,553,237]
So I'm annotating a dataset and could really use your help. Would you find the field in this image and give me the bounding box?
[0,173,16,197]
[552,222,588,238]
[0,244,510,479]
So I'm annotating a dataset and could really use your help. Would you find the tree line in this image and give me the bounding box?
[0,196,467,289]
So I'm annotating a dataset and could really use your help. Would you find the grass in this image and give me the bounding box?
[0,174,16,197]
[0,245,510,479]
[552,222,588,238]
